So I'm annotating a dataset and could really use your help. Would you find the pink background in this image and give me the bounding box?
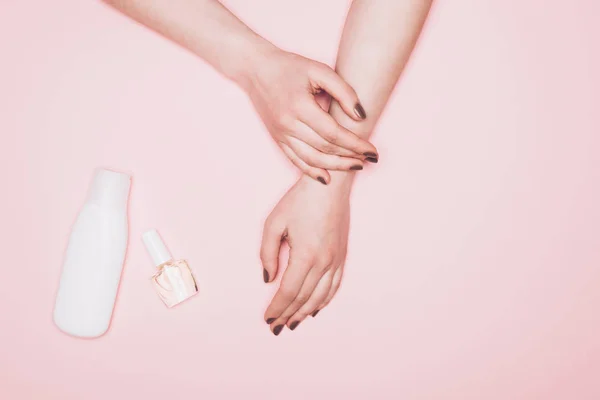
[2,0,600,398]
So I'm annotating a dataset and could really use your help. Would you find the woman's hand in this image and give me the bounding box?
[102,0,379,183]
[242,48,379,184]
[260,174,351,335]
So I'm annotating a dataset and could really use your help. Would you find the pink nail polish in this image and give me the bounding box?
[143,230,198,308]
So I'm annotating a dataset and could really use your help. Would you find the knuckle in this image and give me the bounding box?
[297,163,310,174]
[259,251,268,264]
[319,251,336,267]
[324,128,339,143]
[346,86,358,100]
[304,155,320,168]
[279,287,296,302]
[293,294,310,305]
[294,249,316,265]
[289,155,304,170]
[276,112,294,128]
[262,221,275,237]
[302,165,315,175]
[321,141,337,154]
[259,251,274,267]
[319,62,333,74]
[263,214,272,226]
[314,262,332,274]
[309,61,330,75]
[264,213,284,231]
[264,213,276,228]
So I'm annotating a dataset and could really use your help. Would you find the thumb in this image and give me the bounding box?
[260,216,285,283]
[310,63,366,121]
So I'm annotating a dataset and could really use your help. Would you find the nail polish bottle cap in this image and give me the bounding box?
[142,229,173,267]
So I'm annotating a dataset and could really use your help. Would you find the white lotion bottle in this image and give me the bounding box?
[53,169,131,338]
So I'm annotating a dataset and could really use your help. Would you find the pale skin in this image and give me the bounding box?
[102,0,432,334]
[261,0,433,334]
[103,0,380,184]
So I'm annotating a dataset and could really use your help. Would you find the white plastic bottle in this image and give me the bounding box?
[53,169,131,338]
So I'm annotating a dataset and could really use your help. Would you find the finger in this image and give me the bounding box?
[270,262,331,330]
[289,119,360,158]
[314,90,331,111]
[264,251,313,331]
[309,63,367,121]
[286,269,334,331]
[319,266,344,310]
[287,137,365,172]
[299,102,379,159]
[280,142,330,185]
[260,214,286,284]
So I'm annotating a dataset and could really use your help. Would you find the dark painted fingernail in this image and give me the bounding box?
[350,165,363,171]
[289,321,300,331]
[317,177,327,185]
[273,325,284,336]
[354,103,367,119]
[365,157,378,163]
[263,268,269,283]
[266,317,275,324]
[311,309,320,318]
[363,152,378,158]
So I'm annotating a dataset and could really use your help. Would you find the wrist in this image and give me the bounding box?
[327,170,355,194]
[299,171,355,198]
[227,37,279,92]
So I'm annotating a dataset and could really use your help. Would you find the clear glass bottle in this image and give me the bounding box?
[143,230,198,308]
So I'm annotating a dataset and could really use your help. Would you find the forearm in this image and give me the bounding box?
[324,0,432,190]
[102,0,275,87]
[331,0,432,138]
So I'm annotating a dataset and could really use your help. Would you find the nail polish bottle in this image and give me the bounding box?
[142,230,198,308]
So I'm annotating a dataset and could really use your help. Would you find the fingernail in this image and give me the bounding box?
[289,321,300,331]
[266,317,275,324]
[363,152,378,158]
[317,177,327,185]
[311,309,320,318]
[365,157,378,164]
[354,103,367,119]
[273,325,284,336]
[263,268,269,283]
[350,165,363,171]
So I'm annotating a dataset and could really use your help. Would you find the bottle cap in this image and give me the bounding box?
[87,169,131,209]
[142,229,173,266]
